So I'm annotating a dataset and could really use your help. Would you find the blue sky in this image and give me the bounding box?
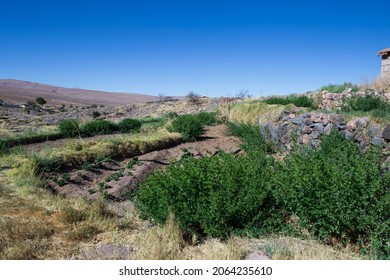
[1,0,389,97]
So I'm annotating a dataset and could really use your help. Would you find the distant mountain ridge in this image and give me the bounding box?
[0,79,158,105]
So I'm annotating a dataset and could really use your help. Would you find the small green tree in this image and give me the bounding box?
[35,97,47,105]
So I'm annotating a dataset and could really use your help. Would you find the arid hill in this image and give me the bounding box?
[0,79,158,106]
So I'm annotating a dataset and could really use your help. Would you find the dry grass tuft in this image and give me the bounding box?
[261,237,362,260]
[220,101,290,124]
[361,75,390,93]
[131,213,185,260]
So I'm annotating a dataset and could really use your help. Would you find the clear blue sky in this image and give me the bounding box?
[1,0,389,97]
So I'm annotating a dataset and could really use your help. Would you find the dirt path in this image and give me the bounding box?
[44,125,242,201]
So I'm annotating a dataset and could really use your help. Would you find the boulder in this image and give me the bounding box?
[382,125,390,142]
[291,116,305,125]
[330,114,345,125]
[309,123,324,135]
[368,126,380,138]
[355,117,369,128]
[371,136,383,147]
[324,123,334,135]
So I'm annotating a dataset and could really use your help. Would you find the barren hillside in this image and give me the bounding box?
[0,79,158,106]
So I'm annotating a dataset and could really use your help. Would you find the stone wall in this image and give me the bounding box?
[260,108,390,153]
[314,90,350,111]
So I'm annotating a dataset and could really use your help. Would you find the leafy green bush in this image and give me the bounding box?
[273,132,384,245]
[81,120,119,136]
[264,94,316,109]
[35,97,47,105]
[167,115,204,142]
[118,118,142,133]
[342,90,390,113]
[319,82,359,93]
[194,111,218,126]
[58,119,80,138]
[135,152,283,237]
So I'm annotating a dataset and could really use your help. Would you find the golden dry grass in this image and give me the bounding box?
[219,101,288,124]
[361,75,390,93]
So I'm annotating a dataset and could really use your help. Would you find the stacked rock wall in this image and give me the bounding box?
[260,109,389,152]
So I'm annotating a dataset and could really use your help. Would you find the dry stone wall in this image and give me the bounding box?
[259,108,390,154]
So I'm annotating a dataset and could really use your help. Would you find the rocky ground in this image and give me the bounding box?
[0,98,222,132]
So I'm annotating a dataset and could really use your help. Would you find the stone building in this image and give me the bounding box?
[378,48,390,77]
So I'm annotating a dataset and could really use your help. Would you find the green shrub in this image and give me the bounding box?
[91,111,101,119]
[273,132,384,245]
[167,114,204,142]
[0,139,8,155]
[118,118,142,133]
[35,97,47,105]
[319,82,359,93]
[135,152,283,237]
[58,119,80,138]
[81,120,119,136]
[342,90,390,113]
[264,94,316,109]
[194,111,218,126]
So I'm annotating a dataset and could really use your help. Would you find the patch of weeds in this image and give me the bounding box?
[52,172,71,186]
[180,148,193,160]
[126,158,139,169]
[264,94,316,109]
[80,162,94,171]
[319,82,360,93]
[104,169,125,182]
[88,189,96,195]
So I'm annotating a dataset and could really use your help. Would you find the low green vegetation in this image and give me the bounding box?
[136,123,390,259]
[136,151,282,238]
[168,115,204,142]
[225,122,274,153]
[58,119,80,138]
[342,90,390,112]
[264,94,316,109]
[0,127,63,153]
[319,82,360,93]
[341,90,390,121]
[118,118,142,133]
[167,112,218,142]
[80,120,119,137]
